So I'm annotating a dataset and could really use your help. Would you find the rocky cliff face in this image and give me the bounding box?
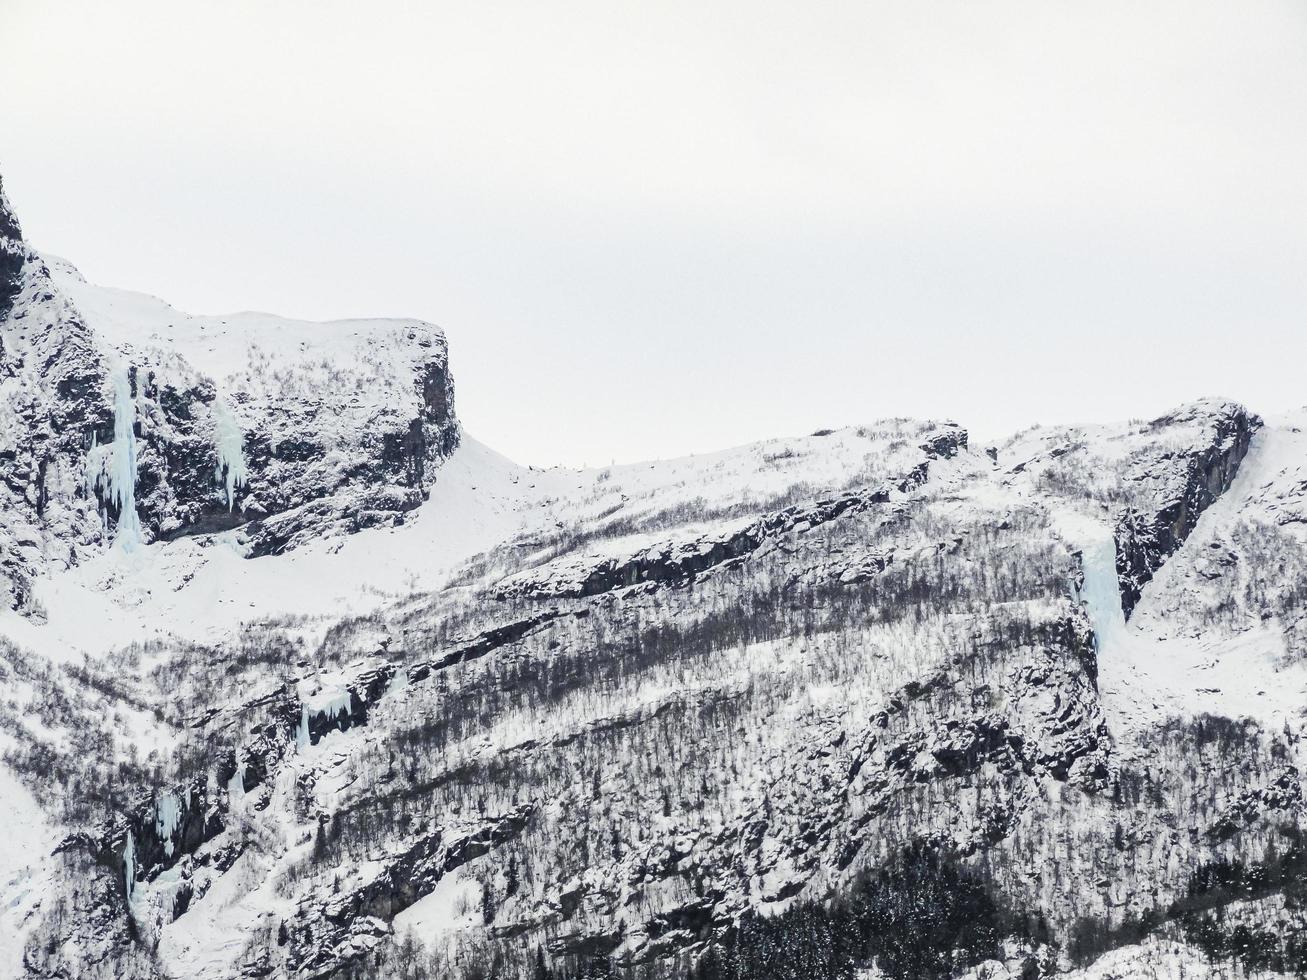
[0,177,25,316]
[0,229,110,610]
[0,185,459,611]
[1113,403,1261,619]
[1,173,1305,980]
[9,403,1306,980]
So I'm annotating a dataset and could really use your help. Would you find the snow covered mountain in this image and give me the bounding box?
[0,176,457,612]
[1,174,1305,980]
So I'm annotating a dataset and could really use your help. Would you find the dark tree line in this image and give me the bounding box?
[687,844,1030,980]
[1171,834,1307,976]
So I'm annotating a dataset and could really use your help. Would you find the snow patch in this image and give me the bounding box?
[394,869,484,953]
[0,763,57,977]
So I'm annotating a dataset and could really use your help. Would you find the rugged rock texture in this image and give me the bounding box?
[1113,402,1261,618]
[9,398,1306,980]
[285,806,537,978]
[0,180,460,610]
[0,247,111,609]
[0,176,25,316]
[494,426,965,602]
[16,400,1299,980]
[2,173,1304,980]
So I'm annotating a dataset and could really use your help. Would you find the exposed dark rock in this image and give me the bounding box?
[920,424,968,459]
[0,175,24,317]
[406,611,568,681]
[1115,403,1261,617]
[1209,766,1303,840]
[285,806,535,976]
[0,174,461,609]
[495,451,948,602]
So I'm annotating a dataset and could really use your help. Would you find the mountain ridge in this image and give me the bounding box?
[2,176,1305,980]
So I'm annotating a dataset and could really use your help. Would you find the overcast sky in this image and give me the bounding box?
[4,1,1306,466]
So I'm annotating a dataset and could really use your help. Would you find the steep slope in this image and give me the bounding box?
[44,256,458,554]
[0,178,24,316]
[8,402,1305,980]
[2,173,1305,980]
[0,183,458,613]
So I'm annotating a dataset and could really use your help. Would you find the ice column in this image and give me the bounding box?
[213,400,248,511]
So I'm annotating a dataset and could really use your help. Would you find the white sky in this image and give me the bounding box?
[3,0,1306,466]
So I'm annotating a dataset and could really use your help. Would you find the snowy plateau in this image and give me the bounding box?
[0,173,1305,980]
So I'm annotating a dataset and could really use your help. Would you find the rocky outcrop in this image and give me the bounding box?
[1114,403,1260,617]
[492,490,891,600]
[1208,766,1304,841]
[919,425,968,460]
[283,806,536,977]
[21,851,139,980]
[99,325,459,556]
[0,172,461,609]
[0,175,25,316]
[0,252,112,609]
[1005,615,1111,785]
[493,430,964,602]
[56,772,233,917]
[405,611,571,680]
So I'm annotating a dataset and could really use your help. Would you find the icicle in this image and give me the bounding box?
[228,760,247,804]
[154,791,181,857]
[212,400,248,511]
[123,829,137,900]
[295,701,310,751]
[1078,536,1126,654]
[87,367,142,549]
